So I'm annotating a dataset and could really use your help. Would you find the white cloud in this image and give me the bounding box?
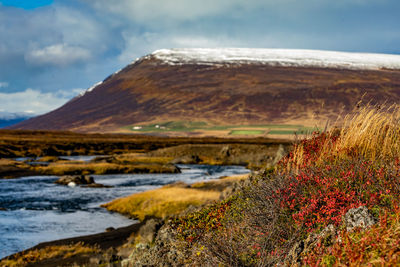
[0,88,72,114]
[25,44,91,66]
[81,0,382,25]
[0,111,34,120]
[56,88,85,98]
[81,0,260,23]
[0,82,9,88]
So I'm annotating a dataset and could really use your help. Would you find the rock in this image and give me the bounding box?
[0,207,6,211]
[284,207,376,265]
[343,206,376,232]
[122,222,188,267]
[67,182,77,187]
[106,227,116,232]
[285,224,336,266]
[135,243,149,249]
[55,175,95,185]
[137,219,163,244]
[171,155,200,164]
[91,156,115,163]
[220,146,231,157]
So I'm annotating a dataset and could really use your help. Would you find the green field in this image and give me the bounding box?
[229,130,265,135]
[125,121,320,136]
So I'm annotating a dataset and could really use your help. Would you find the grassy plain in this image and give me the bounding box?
[125,121,320,138]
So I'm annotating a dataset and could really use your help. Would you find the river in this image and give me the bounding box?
[0,164,249,258]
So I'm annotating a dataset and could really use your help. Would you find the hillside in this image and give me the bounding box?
[117,105,400,266]
[11,48,400,134]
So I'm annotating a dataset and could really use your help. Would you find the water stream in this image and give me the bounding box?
[0,164,249,258]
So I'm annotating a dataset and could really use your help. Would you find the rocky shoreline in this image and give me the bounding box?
[0,173,250,266]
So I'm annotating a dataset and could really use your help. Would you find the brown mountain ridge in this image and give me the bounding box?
[11,48,400,133]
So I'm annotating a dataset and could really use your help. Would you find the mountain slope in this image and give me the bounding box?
[11,48,400,133]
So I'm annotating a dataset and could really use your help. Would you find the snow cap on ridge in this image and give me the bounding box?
[151,48,400,70]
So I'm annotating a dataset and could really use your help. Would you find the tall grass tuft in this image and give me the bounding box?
[288,104,400,171]
[335,104,400,162]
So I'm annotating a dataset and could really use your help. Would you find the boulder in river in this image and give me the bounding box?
[55,175,95,185]
[56,175,113,188]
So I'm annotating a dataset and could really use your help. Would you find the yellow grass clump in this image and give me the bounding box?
[0,242,100,267]
[35,162,123,175]
[114,154,173,164]
[334,105,400,161]
[190,174,249,191]
[103,185,221,221]
[290,104,400,169]
[103,174,249,220]
[34,161,177,175]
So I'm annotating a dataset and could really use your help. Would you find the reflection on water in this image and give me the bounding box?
[58,155,101,162]
[14,155,102,166]
[0,164,249,258]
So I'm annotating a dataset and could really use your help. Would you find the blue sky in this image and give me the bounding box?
[0,0,399,116]
[0,0,53,9]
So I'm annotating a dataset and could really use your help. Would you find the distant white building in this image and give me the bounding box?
[133,126,142,130]
[155,125,160,128]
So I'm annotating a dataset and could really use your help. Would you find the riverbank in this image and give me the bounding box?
[0,173,250,266]
[0,142,289,179]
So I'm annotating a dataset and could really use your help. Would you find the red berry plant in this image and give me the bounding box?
[171,105,400,266]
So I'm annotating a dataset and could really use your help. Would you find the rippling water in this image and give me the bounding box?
[0,164,249,258]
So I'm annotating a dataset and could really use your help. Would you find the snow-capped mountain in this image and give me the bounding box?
[152,48,400,70]
[11,48,400,133]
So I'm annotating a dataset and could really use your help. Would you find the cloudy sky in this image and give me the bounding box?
[0,0,399,116]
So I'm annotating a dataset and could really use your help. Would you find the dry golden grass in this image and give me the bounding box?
[0,242,100,267]
[290,104,400,169]
[36,162,121,175]
[114,154,173,164]
[334,105,400,161]
[36,156,60,162]
[190,174,249,191]
[0,159,19,166]
[103,174,249,220]
[34,161,177,175]
[103,186,221,221]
